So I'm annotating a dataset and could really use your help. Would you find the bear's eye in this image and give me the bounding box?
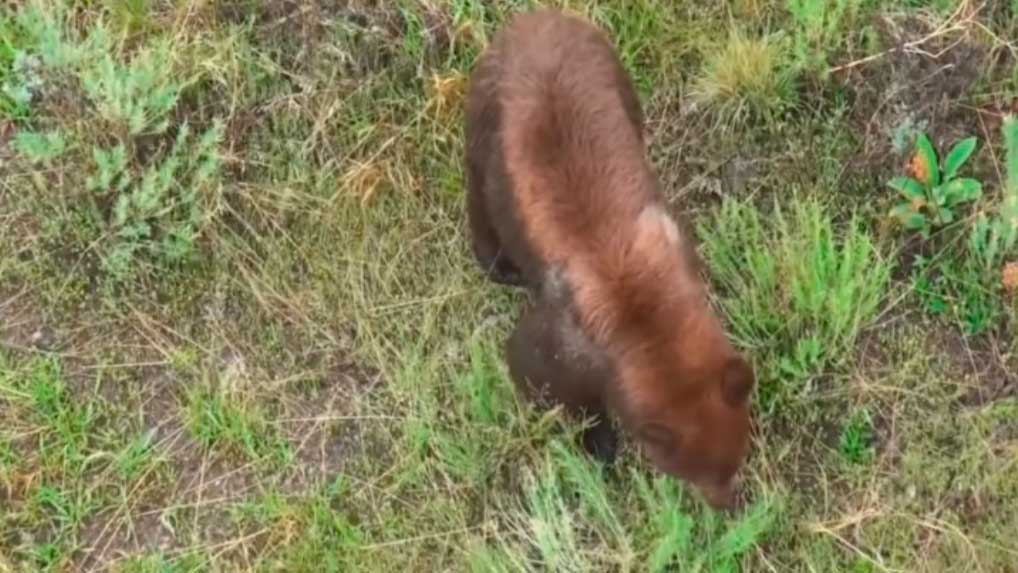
[638,423,674,446]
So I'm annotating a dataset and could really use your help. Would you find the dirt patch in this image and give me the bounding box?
[76,428,258,571]
[861,315,1017,407]
[78,511,177,572]
[215,1,417,78]
[73,345,380,570]
[0,288,53,353]
[647,91,740,211]
[262,356,383,494]
[936,327,1016,406]
[0,289,103,389]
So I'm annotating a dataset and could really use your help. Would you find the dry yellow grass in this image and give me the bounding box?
[692,31,790,125]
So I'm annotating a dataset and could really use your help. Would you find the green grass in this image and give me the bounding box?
[471,442,780,572]
[183,380,294,470]
[2,0,1018,571]
[838,407,875,465]
[697,196,894,408]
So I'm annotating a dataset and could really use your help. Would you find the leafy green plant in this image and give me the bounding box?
[888,133,982,237]
[697,197,892,406]
[839,408,875,465]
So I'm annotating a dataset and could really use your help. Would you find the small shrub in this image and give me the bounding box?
[9,6,183,133]
[95,121,225,281]
[7,3,225,283]
[888,133,982,237]
[697,197,892,406]
[80,30,182,135]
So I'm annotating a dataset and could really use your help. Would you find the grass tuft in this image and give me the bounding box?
[698,196,893,407]
[692,30,793,127]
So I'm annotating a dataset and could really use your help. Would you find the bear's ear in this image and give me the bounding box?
[721,357,754,407]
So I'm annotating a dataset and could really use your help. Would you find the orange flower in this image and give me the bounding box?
[1003,262,1018,294]
[908,152,931,186]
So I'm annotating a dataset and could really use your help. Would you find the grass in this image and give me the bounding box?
[838,407,876,465]
[692,30,793,126]
[697,196,894,408]
[2,0,1018,571]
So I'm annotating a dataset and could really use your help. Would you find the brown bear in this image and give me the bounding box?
[464,8,754,510]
